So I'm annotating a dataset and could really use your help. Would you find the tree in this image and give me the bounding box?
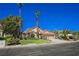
[62,29,71,35]
[1,16,22,39]
[17,3,23,17]
[35,10,40,27]
[17,3,23,39]
[61,29,70,40]
[35,10,40,38]
[54,29,59,39]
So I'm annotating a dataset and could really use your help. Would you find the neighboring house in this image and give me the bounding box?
[41,30,55,40]
[22,27,55,40]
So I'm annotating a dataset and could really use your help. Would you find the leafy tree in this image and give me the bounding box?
[1,16,22,39]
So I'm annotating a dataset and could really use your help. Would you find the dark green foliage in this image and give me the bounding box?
[1,16,22,39]
[35,10,40,17]
[0,37,5,40]
[17,3,23,8]
[5,36,20,45]
[68,36,74,39]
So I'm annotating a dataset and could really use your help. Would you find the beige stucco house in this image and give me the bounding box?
[22,27,55,40]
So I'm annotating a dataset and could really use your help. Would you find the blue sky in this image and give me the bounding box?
[0,3,79,32]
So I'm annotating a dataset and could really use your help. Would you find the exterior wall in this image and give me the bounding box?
[22,34,26,39]
[47,36,55,40]
[34,33,38,38]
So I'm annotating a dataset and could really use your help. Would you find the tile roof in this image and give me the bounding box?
[24,27,54,36]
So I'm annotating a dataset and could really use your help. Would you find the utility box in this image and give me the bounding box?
[0,40,5,47]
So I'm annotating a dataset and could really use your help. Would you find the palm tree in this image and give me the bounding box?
[35,10,40,38]
[35,10,40,27]
[17,3,23,29]
[17,3,23,17]
[17,3,23,39]
[62,29,70,40]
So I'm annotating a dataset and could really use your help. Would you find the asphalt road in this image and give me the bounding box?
[0,42,79,56]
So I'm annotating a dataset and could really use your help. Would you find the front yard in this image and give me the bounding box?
[3,36,49,45]
[19,39,49,45]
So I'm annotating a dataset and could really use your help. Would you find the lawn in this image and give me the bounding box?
[19,39,49,45]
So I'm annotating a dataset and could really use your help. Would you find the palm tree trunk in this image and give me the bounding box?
[19,8,22,39]
[36,16,39,38]
[19,8,21,17]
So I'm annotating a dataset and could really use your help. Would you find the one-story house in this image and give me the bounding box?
[22,27,55,40]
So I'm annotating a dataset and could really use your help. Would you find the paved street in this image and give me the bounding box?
[0,41,79,56]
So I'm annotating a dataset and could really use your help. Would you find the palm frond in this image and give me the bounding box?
[17,3,23,8]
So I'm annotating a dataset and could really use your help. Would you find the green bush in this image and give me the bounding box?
[68,36,74,39]
[0,37,5,40]
[5,36,12,42]
[5,36,20,45]
[59,35,68,40]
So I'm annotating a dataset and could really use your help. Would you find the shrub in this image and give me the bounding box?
[59,35,68,40]
[68,36,74,39]
[5,36,20,45]
[0,37,5,40]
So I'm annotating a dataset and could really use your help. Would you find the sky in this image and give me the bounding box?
[0,3,79,32]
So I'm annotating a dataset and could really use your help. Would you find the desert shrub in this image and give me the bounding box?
[68,36,74,39]
[59,35,68,40]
